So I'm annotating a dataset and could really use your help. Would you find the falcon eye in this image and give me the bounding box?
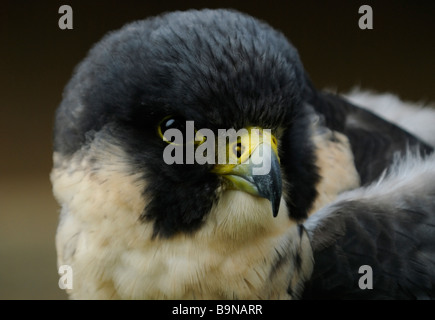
[161,116,185,131]
[157,116,186,144]
[157,116,206,146]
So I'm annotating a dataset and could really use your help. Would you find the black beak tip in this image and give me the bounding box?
[251,150,282,218]
[253,174,282,218]
[272,199,280,218]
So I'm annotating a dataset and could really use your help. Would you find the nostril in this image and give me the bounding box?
[233,142,244,158]
[272,136,277,146]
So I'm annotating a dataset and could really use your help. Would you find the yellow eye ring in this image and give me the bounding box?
[157,115,176,143]
[157,116,206,146]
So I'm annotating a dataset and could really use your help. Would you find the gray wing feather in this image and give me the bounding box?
[303,153,435,299]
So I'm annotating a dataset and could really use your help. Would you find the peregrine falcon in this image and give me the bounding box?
[51,9,434,299]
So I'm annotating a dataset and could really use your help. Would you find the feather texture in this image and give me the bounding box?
[303,152,435,299]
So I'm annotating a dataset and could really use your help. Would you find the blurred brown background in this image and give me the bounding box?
[0,1,434,299]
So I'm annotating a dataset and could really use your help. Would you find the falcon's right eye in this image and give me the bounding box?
[157,116,187,144]
[157,116,206,146]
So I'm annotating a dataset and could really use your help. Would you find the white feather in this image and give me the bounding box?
[343,88,435,147]
[305,151,435,234]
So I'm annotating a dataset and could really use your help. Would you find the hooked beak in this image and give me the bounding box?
[212,128,282,217]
